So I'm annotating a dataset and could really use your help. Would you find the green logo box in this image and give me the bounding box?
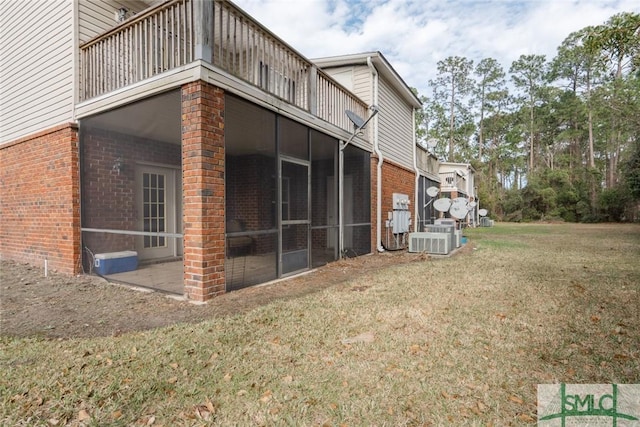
[538,384,640,426]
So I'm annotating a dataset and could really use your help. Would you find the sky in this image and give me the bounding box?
[232,0,639,98]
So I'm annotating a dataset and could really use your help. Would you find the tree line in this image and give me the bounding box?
[415,11,640,222]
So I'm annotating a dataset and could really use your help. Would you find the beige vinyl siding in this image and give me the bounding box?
[0,0,74,144]
[78,0,153,44]
[352,66,371,105]
[378,77,414,168]
[321,66,371,105]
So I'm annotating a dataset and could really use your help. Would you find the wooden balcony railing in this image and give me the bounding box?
[79,0,367,133]
[439,171,467,192]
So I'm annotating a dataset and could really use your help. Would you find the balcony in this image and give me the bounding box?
[79,0,367,133]
[439,171,468,194]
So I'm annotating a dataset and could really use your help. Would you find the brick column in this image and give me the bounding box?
[181,81,225,301]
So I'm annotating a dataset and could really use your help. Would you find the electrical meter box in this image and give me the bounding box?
[392,193,410,210]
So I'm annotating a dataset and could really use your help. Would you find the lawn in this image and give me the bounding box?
[2,223,639,426]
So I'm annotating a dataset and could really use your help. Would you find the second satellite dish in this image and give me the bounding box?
[426,186,439,197]
[451,197,469,210]
[449,203,468,219]
[433,198,451,212]
[478,209,488,217]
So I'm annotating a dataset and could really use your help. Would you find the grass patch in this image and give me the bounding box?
[2,223,639,426]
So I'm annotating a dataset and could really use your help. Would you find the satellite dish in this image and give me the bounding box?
[426,186,439,197]
[449,203,468,219]
[452,197,468,209]
[346,110,366,129]
[469,201,477,208]
[426,138,438,149]
[478,209,488,217]
[433,198,451,212]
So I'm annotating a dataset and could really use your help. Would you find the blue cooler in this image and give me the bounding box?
[94,251,138,275]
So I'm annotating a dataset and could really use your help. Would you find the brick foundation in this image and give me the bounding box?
[0,123,81,274]
[181,81,226,301]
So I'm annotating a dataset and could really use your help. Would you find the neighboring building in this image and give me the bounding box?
[438,162,478,226]
[313,53,430,250]
[0,0,430,300]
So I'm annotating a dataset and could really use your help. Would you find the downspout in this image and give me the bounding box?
[412,108,420,232]
[71,0,79,122]
[367,56,384,252]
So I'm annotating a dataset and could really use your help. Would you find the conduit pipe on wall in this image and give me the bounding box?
[367,56,384,253]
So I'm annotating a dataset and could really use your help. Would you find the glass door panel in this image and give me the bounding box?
[136,165,176,260]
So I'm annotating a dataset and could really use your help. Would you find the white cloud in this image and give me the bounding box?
[232,0,639,97]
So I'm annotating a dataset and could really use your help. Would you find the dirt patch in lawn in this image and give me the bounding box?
[1,248,469,339]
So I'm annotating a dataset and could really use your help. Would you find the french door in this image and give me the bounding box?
[136,165,181,260]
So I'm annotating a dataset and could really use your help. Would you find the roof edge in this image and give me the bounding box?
[313,51,422,108]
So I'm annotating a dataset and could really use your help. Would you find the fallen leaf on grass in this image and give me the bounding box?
[341,331,375,345]
[441,391,459,399]
[47,419,60,426]
[194,405,213,421]
[112,410,122,419]
[260,390,272,403]
[518,413,535,422]
[78,409,90,421]
[509,395,524,405]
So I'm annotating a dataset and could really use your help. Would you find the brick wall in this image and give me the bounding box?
[182,81,226,301]
[371,156,416,250]
[0,123,81,274]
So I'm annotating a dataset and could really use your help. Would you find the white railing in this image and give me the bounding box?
[79,0,367,133]
[439,172,470,196]
[81,0,194,99]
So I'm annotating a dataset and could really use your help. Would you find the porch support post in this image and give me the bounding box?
[308,65,318,115]
[193,0,214,63]
[181,81,226,301]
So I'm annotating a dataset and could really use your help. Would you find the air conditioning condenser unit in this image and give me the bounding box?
[408,232,450,255]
